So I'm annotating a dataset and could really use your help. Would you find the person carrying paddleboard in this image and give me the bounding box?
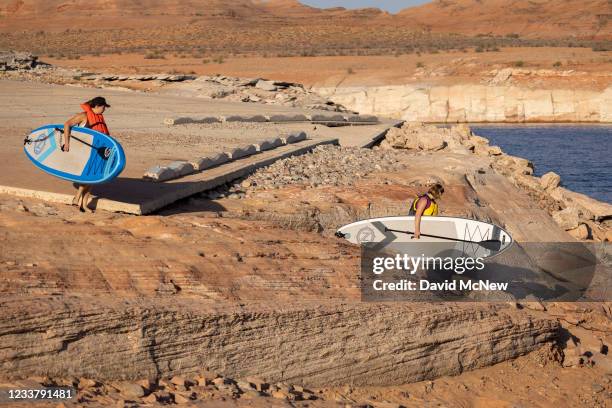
[408,183,444,239]
[62,96,111,212]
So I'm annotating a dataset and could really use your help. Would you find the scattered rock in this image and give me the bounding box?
[567,223,590,240]
[540,172,561,191]
[112,382,145,400]
[381,123,446,151]
[0,51,45,71]
[170,376,186,386]
[142,393,157,404]
[255,80,278,91]
[519,294,547,311]
[552,207,582,230]
[173,392,192,403]
[78,378,97,389]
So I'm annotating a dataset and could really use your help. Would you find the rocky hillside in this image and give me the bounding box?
[398,0,611,39]
[0,0,608,45]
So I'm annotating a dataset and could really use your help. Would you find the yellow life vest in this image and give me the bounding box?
[410,194,438,216]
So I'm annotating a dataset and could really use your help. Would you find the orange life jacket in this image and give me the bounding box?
[81,103,109,135]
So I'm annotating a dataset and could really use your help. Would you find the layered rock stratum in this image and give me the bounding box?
[317,82,612,123]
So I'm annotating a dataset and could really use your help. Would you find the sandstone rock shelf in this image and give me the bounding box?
[316,84,612,123]
[0,296,560,387]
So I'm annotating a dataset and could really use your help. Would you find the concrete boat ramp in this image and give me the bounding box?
[0,80,401,214]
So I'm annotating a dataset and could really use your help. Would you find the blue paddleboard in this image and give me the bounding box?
[24,124,126,184]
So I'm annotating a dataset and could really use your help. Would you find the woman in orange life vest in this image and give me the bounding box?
[408,183,445,239]
[61,96,111,212]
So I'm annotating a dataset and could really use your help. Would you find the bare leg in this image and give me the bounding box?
[81,186,94,213]
[73,184,85,206]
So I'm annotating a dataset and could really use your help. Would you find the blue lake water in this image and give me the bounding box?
[469,125,612,203]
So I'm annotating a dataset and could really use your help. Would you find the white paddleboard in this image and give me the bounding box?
[336,216,513,258]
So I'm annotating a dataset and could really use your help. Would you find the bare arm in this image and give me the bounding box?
[413,198,428,239]
[62,112,87,152]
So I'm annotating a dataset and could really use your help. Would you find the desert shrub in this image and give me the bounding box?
[347,67,355,74]
[553,61,562,67]
[514,60,525,67]
[416,61,424,68]
[144,52,166,59]
[592,43,611,52]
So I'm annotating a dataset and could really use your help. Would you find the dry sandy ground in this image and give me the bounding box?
[43,47,612,89]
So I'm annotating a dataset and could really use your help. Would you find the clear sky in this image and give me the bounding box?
[299,0,431,13]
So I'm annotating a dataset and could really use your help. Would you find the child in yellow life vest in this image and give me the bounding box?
[408,183,444,239]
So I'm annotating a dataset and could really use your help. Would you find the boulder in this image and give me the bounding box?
[255,80,277,91]
[550,187,611,221]
[552,207,582,230]
[450,123,473,140]
[383,125,446,151]
[112,382,145,400]
[567,224,590,240]
[514,174,543,192]
[170,376,186,386]
[487,146,503,156]
[470,135,490,145]
[540,172,561,191]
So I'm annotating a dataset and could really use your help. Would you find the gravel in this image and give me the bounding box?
[201,145,409,199]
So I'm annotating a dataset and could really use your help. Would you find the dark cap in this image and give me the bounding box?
[88,96,111,108]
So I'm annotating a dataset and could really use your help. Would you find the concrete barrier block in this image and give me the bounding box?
[281,131,307,144]
[167,161,195,177]
[228,144,258,160]
[143,165,175,182]
[191,152,230,170]
[165,116,222,125]
[224,115,269,123]
[347,114,379,123]
[268,114,310,122]
[256,137,284,152]
[311,114,347,123]
[193,116,222,124]
[164,117,189,125]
